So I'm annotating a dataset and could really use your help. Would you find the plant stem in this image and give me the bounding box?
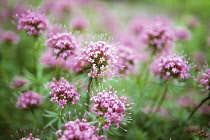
[154,82,168,113]
[188,95,210,120]
[55,58,61,80]
[30,109,37,128]
[86,77,93,111]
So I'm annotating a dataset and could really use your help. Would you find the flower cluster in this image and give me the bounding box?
[91,89,127,130]
[71,17,88,31]
[57,119,104,140]
[78,41,118,79]
[40,49,82,72]
[129,17,149,35]
[10,77,29,89]
[47,77,80,108]
[139,17,175,53]
[196,68,210,90]
[16,91,43,109]
[0,30,19,44]
[17,10,48,36]
[175,28,191,41]
[45,32,78,59]
[116,45,139,75]
[21,133,40,140]
[150,54,189,80]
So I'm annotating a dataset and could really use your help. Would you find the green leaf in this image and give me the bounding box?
[44,117,58,129]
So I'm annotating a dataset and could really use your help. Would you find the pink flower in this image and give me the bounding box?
[116,45,139,75]
[178,97,197,108]
[16,91,43,109]
[78,41,118,79]
[150,54,190,80]
[17,10,49,36]
[139,17,176,53]
[45,32,78,59]
[10,77,29,89]
[71,17,88,31]
[199,105,210,115]
[47,77,80,108]
[175,27,191,41]
[40,49,82,72]
[129,16,149,35]
[196,68,210,90]
[91,88,128,130]
[21,133,40,140]
[57,119,104,140]
[0,31,19,44]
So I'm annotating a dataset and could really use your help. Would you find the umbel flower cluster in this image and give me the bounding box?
[45,32,78,59]
[21,133,40,140]
[197,68,210,90]
[17,10,48,35]
[47,77,80,108]
[139,17,176,52]
[91,89,127,130]
[78,41,118,79]
[150,54,189,80]
[16,91,43,109]
[57,119,104,140]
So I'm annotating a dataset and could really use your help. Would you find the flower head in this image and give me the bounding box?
[47,77,80,108]
[116,45,139,75]
[10,77,29,89]
[139,17,175,53]
[150,54,190,80]
[196,68,210,90]
[91,88,128,130]
[175,27,191,41]
[17,10,49,36]
[45,32,78,59]
[71,17,88,31]
[40,49,82,72]
[16,91,43,109]
[0,31,19,44]
[21,133,40,140]
[78,41,118,79]
[57,119,104,140]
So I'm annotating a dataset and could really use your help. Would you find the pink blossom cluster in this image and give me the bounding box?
[139,17,176,52]
[129,17,149,35]
[21,133,40,140]
[91,89,127,130]
[57,119,104,140]
[175,28,191,41]
[47,77,80,108]
[45,32,78,59]
[116,45,139,75]
[0,30,19,44]
[17,10,48,35]
[150,54,189,80]
[40,49,81,72]
[10,77,29,89]
[16,91,43,109]
[197,69,210,90]
[78,41,118,79]
[178,98,197,108]
[71,17,88,31]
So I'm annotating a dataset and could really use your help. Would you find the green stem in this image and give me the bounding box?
[188,95,210,120]
[30,109,37,128]
[55,58,61,80]
[154,82,168,113]
[86,77,93,111]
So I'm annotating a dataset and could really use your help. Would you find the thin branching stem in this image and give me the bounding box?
[86,77,93,111]
[188,94,210,120]
[154,81,168,113]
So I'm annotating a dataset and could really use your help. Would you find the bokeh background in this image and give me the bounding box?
[0,0,210,139]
